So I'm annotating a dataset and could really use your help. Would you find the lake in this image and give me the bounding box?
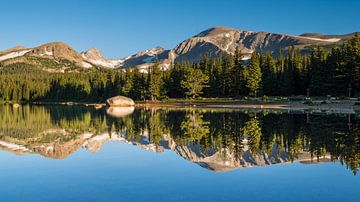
[0,105,359,202]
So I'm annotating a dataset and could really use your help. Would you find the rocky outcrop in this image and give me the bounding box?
[106,96,135,107]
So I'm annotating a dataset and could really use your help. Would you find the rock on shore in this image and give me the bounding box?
[106,96,135,107]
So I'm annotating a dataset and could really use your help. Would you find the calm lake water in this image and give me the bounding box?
[0,105,359,202]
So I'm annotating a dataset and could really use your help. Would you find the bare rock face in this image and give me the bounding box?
[106,96,135,107]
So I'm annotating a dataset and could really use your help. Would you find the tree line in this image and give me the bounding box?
[0,34,359,102]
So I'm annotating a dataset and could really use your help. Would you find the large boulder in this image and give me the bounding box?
[106,96,135,107]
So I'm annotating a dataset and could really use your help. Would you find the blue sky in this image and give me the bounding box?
[1,0,359,58]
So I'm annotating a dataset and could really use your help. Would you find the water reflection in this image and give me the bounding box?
[0,105,359,174]
[106,106,135,118]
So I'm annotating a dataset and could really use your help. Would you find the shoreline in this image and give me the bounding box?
[136,101,360,113]
[2,100,359,113]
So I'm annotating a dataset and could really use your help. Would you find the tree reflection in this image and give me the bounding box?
[0,105,359,174]
[241,116,261,155]
[180,110,209,143]
[336,121,360,175]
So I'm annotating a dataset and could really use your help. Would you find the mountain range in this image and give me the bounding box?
[0,26,357,72]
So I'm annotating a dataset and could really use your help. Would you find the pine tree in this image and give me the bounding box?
[261,52,277,96]
[148,64,164,101]
[166,62,186,98]
[121,68,134,96]
[281,53,295,95]
[233,47,245,97]
[244,53,262,97]
[343,33,360,96]
[241,116,262,154]
[130,69,146,100]
[208,55,222,97]
[181,111,209,141]
[309,47,328,95]
[220,55,234,96]
[181,67,209,99]
[293,49,305,95]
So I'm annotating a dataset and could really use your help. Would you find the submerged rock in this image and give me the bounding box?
[106,96,135,107]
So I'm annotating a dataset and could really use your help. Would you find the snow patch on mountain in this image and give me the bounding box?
[224,35,234,52]
[82,56,120,68]
[45,49,53,56]
[137,63,151,73]
[162,63,171,70]
[133,47,165,57]
[0,49,31,62]
[39,49,53,56]
[81,61,93,68]
[241,55,252,60]
[146,48,163,56]
[297,36,341,42]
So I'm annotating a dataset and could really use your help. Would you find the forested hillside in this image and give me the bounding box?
[0,34,359,102]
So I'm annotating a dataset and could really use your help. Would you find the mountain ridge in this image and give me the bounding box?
[0,26,358,72]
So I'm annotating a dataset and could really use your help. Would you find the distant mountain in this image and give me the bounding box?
[80,48,122,68]
[299,32,356,40]
[0,26,357,72]
[0,42,171,71]
[0,42,92,71]
[119,47,173,72]
[80,46,172,71]
[170,26,354,63]
[29,42,86,66]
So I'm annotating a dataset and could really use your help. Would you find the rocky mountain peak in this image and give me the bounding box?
[172,26,353,64]
[195,26,238,37]
[133,46,165,57]
[81,47,122,68]
[80,48,105,62]
[28,42,81,60]
[82,48,103,58]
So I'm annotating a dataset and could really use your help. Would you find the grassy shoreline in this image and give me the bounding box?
[1,98,359,113]
[137,99,359,110]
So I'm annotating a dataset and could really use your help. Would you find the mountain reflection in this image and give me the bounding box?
[0,105,359,174]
